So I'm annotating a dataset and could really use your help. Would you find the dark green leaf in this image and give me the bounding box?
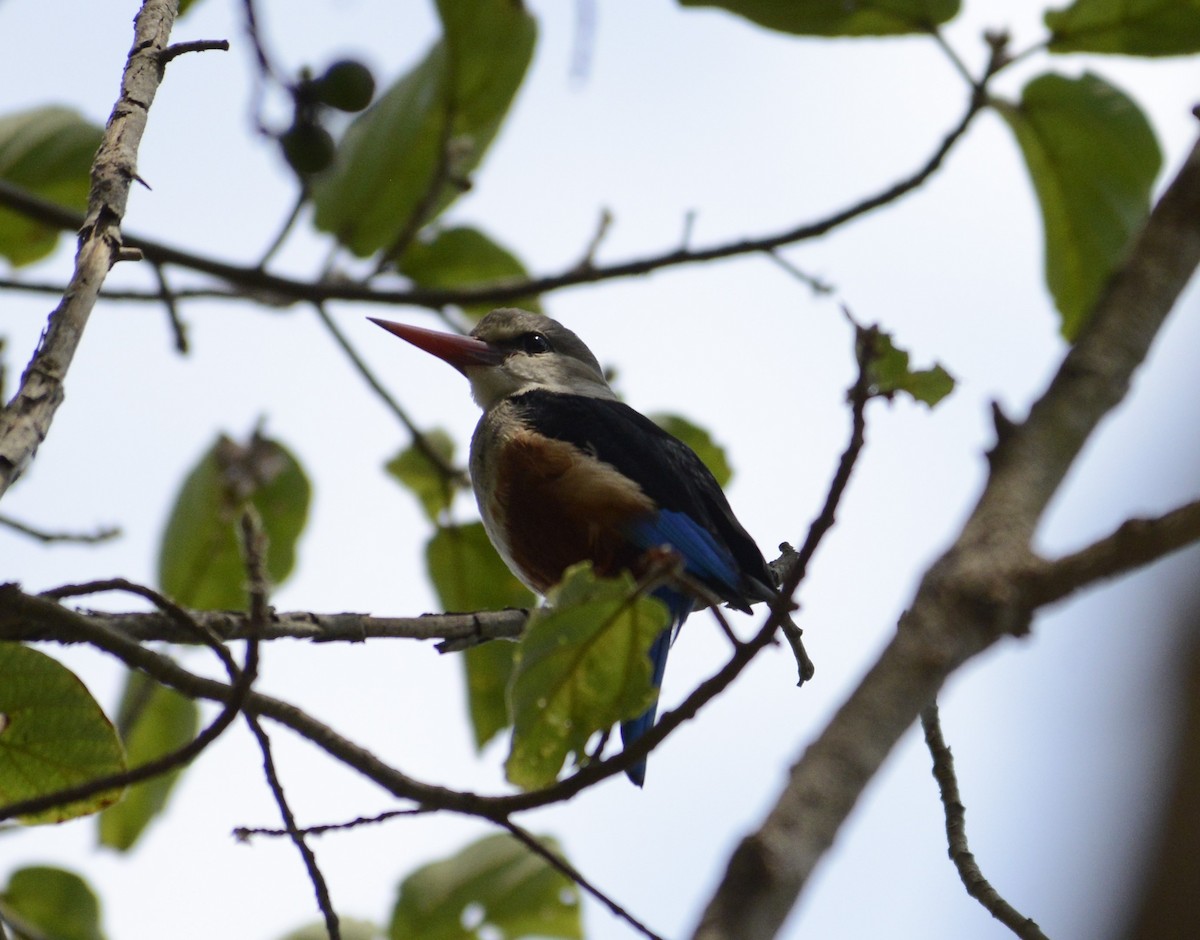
[158,431,311,610]
[995,72,1161,339]
[0,107,102,266]
[98,672,200,851]
[678,0,960,35]
[312,0,536,257]
[398,227,541,320]
[505,564,668,791]
[388,833,582,940]
[862,329,955,407]
[464,641,518,751]
[426,522,534,613]
[385,430,459,524]
[1,866,106,940]
[651,413,733,488]
[426,523,533,753]
[1046,0,1200,56]
[0,644,125,824]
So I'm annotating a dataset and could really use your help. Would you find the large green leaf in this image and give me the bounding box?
[0,107,102,266]
[312,0,536,257]
[385,429,459,524]
[1046,0,1200,56]
[1,866,106,940]
[995,72,1161,339]
[389,833,582,940]
[677,0,960,35]
[426,522,534,751]
[650,413,733,488]
[0,644,125,824]
[505,564,668,790]
[158,431,311,610]
[398,227,542,320]
[98,671,200,851]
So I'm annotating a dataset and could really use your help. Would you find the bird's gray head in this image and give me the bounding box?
[465,308,614,409]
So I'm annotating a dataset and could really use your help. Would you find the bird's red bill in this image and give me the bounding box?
[369,318,504,373]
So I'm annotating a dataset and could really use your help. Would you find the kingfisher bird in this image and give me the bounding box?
[371,308,784,786]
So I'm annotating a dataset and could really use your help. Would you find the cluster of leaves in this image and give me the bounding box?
[2,0,1199,937]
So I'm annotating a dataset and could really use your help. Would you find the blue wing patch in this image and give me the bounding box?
[625,509,742,599]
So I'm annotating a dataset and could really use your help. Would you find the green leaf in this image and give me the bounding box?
[862,329,955,407]
[98,671,200,851]
[504,564,668,791]
[677,0,960,36]
[385,430,459,524]
[464,641,518,751]
[1,866,106,940]
[651,413,733,488]
[388,833,582,940]
[426,523,534,753]
[0,644,125,824]
[426,522,534,613]
[1046,0,1200,56]
[995,72,1162,339]
[158,431,311,610]
[312,0,537,257]
[0,107,102,266]
[398,227,542,320]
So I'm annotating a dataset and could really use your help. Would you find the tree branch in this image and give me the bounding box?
[921,703,1049,940]
[0,80,987,314]
[0,0,179,500]
[691,134,1200,940]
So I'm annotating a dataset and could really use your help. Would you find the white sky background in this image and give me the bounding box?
[3,1,1200,939]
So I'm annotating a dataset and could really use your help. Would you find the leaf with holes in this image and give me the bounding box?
[863,330,955,407]
[505,564,668,790]
[388,833,581,940]
[0,644,125,824]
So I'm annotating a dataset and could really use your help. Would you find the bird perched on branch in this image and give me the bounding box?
[370,308,792,786]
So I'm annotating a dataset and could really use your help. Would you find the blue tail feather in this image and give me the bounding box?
[625,509,741,597]
[620,588,691,787]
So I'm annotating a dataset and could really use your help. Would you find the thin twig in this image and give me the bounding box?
[0,84,989,313]
[312,300,467,485]
[151,261,189,353]
[244,715,341,940]
[160,39,230,65]
[497,817,666,940]
[0,513,120,544]
[921,703,1050,940]
[235,806,434,841]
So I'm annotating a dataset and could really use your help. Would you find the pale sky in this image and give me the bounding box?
[3,2,1200,939]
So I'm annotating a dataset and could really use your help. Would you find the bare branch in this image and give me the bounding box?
[0,513,120,544]
[0,80,988,314]
[691,134,1200,940]
[0,0,180,500]
[921,703,1049,940]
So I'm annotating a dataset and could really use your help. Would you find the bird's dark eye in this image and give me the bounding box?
[520,332,551,355]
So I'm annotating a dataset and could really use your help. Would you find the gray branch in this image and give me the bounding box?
[691,135,1200,940]
[0,0,178,499]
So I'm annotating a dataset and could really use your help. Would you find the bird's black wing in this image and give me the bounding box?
[511,390,774,597]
